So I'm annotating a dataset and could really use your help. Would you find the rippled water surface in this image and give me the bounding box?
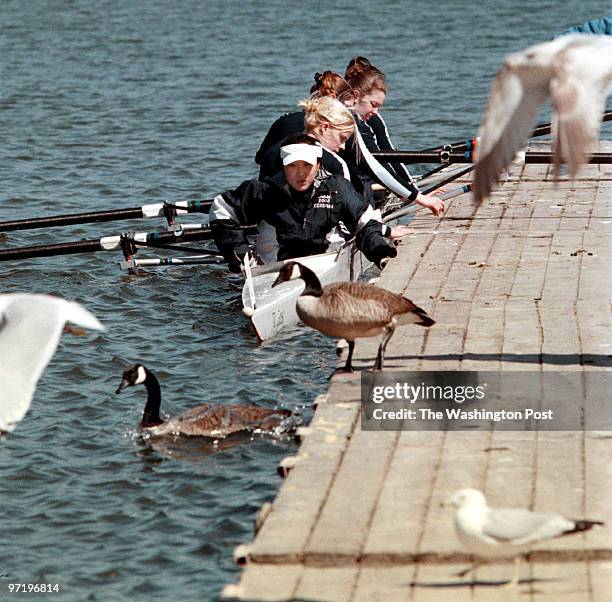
[0,1,609,600]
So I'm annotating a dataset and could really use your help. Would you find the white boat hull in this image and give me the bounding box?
[242,246,372,342]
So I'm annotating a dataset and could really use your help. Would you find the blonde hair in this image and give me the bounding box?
[299,96,356,136]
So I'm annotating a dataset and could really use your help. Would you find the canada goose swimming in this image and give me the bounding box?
[474,34,612,202]
[0,294,104,435]
[116,365,296,438]
[450,488,604,587]
[271,261,434,371]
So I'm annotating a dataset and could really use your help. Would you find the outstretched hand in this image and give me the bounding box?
[389,225,413,240]
[416,193,445,216]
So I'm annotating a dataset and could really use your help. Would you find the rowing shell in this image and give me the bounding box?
[241,245,372,342]
[239,180,470,342]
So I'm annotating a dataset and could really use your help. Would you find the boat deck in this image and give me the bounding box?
[222,142,612,601]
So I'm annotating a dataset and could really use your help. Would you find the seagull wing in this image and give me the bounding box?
[551,36,612,176]
[0,294,103,433]
[483,507,574,544]
[473,52,551,203]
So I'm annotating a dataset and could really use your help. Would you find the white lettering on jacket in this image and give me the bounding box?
[313,194,333,209]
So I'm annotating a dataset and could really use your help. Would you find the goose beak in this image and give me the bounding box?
[116,379,130,394]
[271,272,284,288]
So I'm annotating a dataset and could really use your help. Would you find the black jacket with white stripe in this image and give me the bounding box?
[210,171,396,272]
[255,110,419,202]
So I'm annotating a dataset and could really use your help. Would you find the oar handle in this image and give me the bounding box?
[439,184,472,202]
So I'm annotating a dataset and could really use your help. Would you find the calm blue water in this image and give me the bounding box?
[0,1,609,600]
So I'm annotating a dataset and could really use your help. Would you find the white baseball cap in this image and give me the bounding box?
[280,143,323,166]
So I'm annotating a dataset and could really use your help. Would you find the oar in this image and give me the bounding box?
[418,109,612,154]
[380,163,474,221]
[372,149,475,164]
[371,150,612,165]
[383,184,473,222]
[417,164,471,188]
[0,224,256,262]
[414,163,449,183]
[0,199,212,233]
[421,165,473,195]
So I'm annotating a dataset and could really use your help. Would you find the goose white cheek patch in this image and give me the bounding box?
[290,264,302,280]
[135,366,147,385]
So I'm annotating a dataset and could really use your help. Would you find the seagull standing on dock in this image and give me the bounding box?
[0,294,104,435]
[474,34,612,203]
[450,488,604,587]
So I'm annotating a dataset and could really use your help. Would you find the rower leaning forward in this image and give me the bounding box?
[209,133,398,273]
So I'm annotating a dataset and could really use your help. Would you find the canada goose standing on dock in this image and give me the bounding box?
[272,262,434,371]
[116,365,297,438]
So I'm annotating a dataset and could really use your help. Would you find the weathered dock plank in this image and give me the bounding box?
[222,144,612,601]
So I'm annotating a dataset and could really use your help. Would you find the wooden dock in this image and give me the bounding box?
[222,142,612,601]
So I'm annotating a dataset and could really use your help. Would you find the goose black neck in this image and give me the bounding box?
[141,368,164,427]
[299,264,323,297]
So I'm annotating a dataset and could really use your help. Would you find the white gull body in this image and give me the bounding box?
[474,34,612,202]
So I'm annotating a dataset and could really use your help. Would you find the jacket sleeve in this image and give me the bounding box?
[209,180,269,271]
[333,179,398,267]
[368,113,418,187]
[351,119,420,201]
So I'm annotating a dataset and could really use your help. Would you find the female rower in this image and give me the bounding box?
[258,96,355,186]
[255,72,444,216]
[258,97,409,247]
[211,134,398,272]
[344,56,418,193]
[254,71,355,168]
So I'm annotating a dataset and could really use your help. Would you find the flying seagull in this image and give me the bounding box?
[474,34,612,203]
[450,488,604,587]
[0,294,104,435]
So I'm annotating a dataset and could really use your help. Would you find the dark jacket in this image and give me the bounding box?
[254,111,305,168]
[210,171,396,272]
[255,110,419,202]
[365,113,418,189]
